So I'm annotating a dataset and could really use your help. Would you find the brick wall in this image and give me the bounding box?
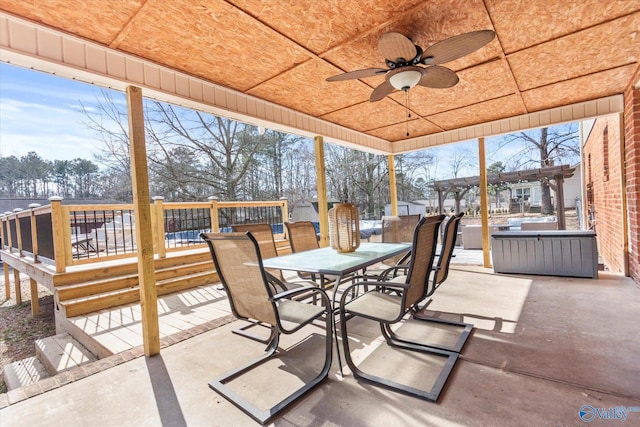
[624,87,640,284]
[583,115,626,273]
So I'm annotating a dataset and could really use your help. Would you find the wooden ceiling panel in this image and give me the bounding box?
[321,98,410,132]
[368,118,442,142]
[508,14,640,91]
[428,95,526,130]
[227,0,426,55]
[248,59,373,116]
[486,0,640,54]
[1,1,638,150]
[115,0,312,92]
[522,65,637,112]
[406,59,517,117]
[0,0,143,45]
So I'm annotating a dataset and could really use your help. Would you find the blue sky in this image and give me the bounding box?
[0,62,109,161]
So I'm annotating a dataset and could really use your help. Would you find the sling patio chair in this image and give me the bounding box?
[408,212,472,353]
[200,231,333,424]
[380,213,465,296]
[231,223,308,292]
[362,214,420,280]
[428,212,465,299]
[338,214,469,401]
[230,223,316,342]
[284,221,337,287]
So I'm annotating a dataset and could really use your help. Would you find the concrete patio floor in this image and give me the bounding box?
[1,266,639,426]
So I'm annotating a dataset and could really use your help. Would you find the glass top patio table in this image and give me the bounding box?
[263,242,411,279]
[263,241,411,377]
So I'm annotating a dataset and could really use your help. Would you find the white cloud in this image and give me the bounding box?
[0,98,101,160]
[0,63,125,161]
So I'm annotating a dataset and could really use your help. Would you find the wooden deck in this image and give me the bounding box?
[57,283,233,357]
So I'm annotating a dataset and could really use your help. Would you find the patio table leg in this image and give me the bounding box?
[325,272,345,378]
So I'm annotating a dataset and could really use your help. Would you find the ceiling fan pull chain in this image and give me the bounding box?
[405,90,411,136]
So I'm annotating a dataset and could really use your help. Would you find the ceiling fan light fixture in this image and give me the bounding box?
[389,70,422,91]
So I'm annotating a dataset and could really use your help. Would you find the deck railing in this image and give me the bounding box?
[0,197,288,273]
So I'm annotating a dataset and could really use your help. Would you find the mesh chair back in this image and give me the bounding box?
[231,223,283,280]
[434,213,464,285]
[381,214,421,243]
[380,214,420,266]
[231,223,278,258]
[285,222,319,252]
[403,215,444,310]
[201,232,277,326]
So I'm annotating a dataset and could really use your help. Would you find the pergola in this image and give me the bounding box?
[1,1,638,356]
[432,164,576,229]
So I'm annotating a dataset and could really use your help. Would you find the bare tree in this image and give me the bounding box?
[82,91,270,201]
[81,91,132,187]
[325,145,387,217]
[448,146,477,178]
[282,139,316,205]
[495,125,579,214]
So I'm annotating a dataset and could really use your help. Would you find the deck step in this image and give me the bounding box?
[35,333,97,376]
[2,356,48,391]
[57,270,218,317]
[52,249,212,287]
[55,260,215,302]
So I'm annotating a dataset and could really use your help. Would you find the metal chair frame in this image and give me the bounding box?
[339,215,466,401]
[201,231,333,424]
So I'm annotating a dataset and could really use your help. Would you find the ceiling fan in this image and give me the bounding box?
[326,30,496,102]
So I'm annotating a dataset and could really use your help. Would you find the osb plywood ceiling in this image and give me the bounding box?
[1,0,639,144]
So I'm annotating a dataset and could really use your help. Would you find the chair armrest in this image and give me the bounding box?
[361,281,410,291]
[271,285,328,302]
[341,279,409,297]
[265,272,289,292]
[378,264,410,281]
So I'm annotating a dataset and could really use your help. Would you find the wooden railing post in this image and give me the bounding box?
[3,263,9,301]
[0,214,4,251]
[28,203,41,315]
[279,197,288,224]
[152,196,167,259]
[50,196,68,273]
[3,212,13,254]
[0,214,7,300]
[208,196,220,232]
[29,203,41,263]
[13,208,23,257]
[9,210,24,305]
[13,267,21,305]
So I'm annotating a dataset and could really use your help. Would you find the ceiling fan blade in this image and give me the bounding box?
[422,30,495,65]
[326,68,387,82]
[418,65,459,88]
[378,32,417,63]
[370,80,395,102]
